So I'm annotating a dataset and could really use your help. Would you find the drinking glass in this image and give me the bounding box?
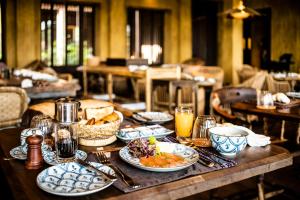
[54,122,78,162]
[175,105,194,143]
[257,90,275,109]
[192,115,216,147]
[30,115,54,149]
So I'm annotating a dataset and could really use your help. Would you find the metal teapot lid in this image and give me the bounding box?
[55,97,80,123]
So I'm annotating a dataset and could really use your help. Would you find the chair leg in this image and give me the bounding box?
[263,118,268,135]
[280,120,285,141]
[297,123,300,144]
[257,174,265,200]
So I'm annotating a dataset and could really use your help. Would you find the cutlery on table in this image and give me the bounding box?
[3,157,16,161]
[163,136,216,168]
[95,146,123,152]
[95,152,141,189]
[132,112,153,122]
[76,158,117,181]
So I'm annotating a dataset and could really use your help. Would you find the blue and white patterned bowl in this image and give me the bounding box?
[209,126,248,157]
[36,162,115,196]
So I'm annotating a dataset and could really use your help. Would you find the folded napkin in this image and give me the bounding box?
[272,93,290,104]
[218,123,270,147]
[233,125,270,147]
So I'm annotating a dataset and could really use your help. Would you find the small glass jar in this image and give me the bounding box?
[53,122,78,162]
[257,90,275,109]
[30,114,54,149]
[192,115,216,147]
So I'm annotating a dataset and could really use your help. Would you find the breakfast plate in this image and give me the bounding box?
[43,150,87,165]
[119,142,199,172]
[36,162,116,196]
[132,112,174,124]
[9,145,52,160]
[117,125,174,142]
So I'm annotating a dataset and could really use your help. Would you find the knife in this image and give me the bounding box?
[132,112,153,121]
[76,159,117,181]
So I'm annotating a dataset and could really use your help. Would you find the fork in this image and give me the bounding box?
[95,152,141,189]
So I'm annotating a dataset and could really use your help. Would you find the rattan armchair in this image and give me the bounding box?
[0,87,28,128]
[211,87,257,127]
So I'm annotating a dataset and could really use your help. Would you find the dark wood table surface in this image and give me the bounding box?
[0,125,293,200]
[231,102,300,122]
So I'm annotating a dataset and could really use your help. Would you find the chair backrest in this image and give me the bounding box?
[211,86,256,125]
[213,86,257,105]
[236,64,258,83]
[0,87,28,128]
[146,66,181,80]
[238,71,268,90]
[265,74,291,93]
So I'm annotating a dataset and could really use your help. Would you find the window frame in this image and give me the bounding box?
[0,0,6,63]
[40,1,95,68]
[127,8,165,66]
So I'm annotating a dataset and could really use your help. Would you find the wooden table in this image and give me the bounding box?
[0,126,293,200]
[273,75,300,91]
[231,102,300,143]
[0,78,80,99]
[77,65,181,111]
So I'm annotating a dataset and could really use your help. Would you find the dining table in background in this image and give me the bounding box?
[0,121,293,200]
[77,65,182,112]
[273,73,300,92]
[231,101,300,144]
[0,77,80,100]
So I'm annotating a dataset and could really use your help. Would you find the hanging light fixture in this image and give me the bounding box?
[223,1,261,19]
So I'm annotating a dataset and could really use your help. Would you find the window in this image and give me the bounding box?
[0,0,5,62]
[127,9,164,65]
[41,3,95,67]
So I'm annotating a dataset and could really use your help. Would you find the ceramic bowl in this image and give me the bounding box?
[209,126,248,157]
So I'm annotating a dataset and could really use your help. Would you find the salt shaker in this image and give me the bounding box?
[25,134,43,170]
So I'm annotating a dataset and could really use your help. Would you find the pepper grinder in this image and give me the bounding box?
[25,134,43,170]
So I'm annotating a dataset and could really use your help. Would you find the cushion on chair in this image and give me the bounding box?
[0,87,28,128]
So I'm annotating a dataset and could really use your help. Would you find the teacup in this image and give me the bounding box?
[20,128,44,154]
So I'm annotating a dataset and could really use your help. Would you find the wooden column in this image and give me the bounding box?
[218,0,243,85]
[109,0,126,58]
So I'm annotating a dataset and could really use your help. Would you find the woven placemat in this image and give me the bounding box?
[87,137,237,193]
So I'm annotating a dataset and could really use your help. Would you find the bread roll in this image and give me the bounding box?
[102,112,119,122]
[85,106,114,121]
[86,118,95,125]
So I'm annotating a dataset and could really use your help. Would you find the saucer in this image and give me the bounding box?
[9,145,52,160]
[43,150,87,165]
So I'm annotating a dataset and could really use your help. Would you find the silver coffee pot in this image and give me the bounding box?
[55,97,81,123]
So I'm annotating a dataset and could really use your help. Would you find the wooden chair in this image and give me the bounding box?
[266,74,291,93]
[211,87,257,126]
[169,80,205,116]
[145,66,181,111]
[0,87,28,128]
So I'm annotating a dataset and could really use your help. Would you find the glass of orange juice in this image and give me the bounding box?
[175,105,194,144]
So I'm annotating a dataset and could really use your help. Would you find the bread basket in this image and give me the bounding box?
[77,111,123,146]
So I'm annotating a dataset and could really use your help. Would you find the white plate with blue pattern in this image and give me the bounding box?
[119,142,199,172]
[9,145,52,160]
[117,125,174,142]
[36,162,116,196]
[43,150,87,166]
